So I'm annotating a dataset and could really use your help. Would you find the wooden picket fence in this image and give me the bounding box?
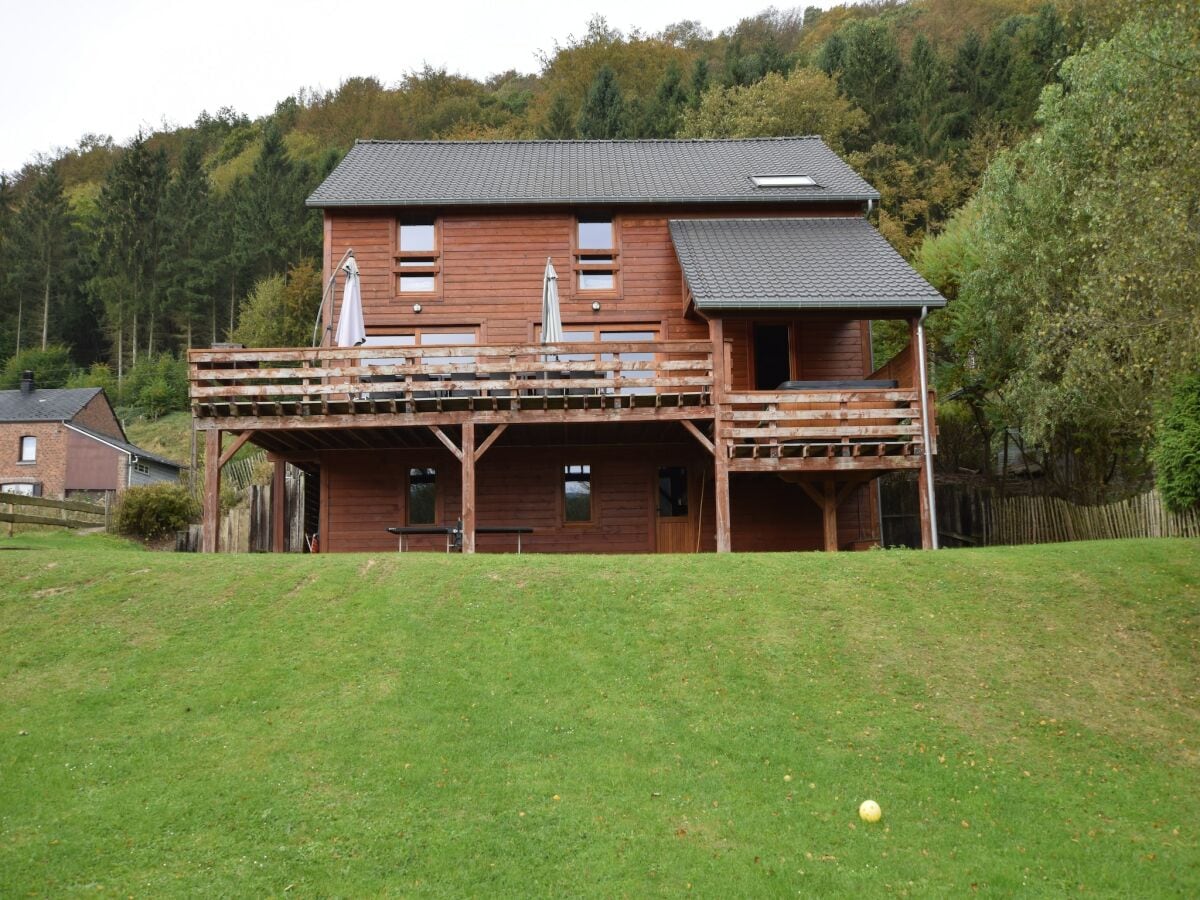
[979,489,1200,545]
[0,491,110,531]
[176,466,306,552]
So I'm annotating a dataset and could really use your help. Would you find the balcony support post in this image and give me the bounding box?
[272,458,286,552]
[202,429,221,553]
[461,422,476,554]
[822,478,839,552]
[709,316,731,553]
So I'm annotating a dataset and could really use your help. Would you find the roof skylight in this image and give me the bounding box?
[751,174,817,187]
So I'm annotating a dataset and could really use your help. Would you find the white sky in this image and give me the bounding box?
[0,0,853,175]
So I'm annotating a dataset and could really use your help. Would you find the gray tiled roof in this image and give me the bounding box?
[307,137,879,208]
[0,386,103,423]
[66,423,184,470]
[669,217,946,311]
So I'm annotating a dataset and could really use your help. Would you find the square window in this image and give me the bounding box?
[564,464,591,522]
[19,436,36,462]
[577,219,613,250]
[408,467,437,525]
[400,222,436,252]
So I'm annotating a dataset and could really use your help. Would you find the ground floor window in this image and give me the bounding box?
[408,467,437,524]
[563,464,592,522]
[1,482,38,496]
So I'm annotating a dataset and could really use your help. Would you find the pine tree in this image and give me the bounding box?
[900,35,962,160]
[640,63,689,138]
[576,67,625,140]
[158,138,217,348]
[951,31,986,122]
[10,166,76,351]
[233,123,312,284]
[837,22,903,144]
[688,58,709,109]
[93,132,169,375]
[539,93,577,139]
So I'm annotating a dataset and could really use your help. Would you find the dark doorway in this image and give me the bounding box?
[753,324,792,389]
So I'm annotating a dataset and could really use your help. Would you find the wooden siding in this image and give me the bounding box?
[316,440,875,554]
[327,209,863,353]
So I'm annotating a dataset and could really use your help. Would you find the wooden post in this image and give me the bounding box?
[709,316,731,553]
[910,317,935,549]
[202,429,221,553]
[461,422,476,554]
[272,459,286,552]
[823,478,839,552]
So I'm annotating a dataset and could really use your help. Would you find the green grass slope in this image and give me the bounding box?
[1,536,1198,896]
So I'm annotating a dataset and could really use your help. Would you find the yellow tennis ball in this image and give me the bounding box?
[859,799,882,823]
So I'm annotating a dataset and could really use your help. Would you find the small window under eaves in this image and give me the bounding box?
[751,174,817,187]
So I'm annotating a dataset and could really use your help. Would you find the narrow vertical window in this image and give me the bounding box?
[408,467,437,525]
[563,464,592,522]
[19,436,36,462]
[397,218,440,295]
[575,217,617,291]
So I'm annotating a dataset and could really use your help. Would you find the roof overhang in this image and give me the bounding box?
[670,216,946,314]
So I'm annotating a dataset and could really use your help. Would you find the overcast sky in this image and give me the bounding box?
[0,0,855,175]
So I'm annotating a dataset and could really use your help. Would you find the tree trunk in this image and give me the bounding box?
[41,263,50,350]
[15,293,22,352]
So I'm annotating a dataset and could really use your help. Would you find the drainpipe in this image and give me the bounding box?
[916,306,939,549]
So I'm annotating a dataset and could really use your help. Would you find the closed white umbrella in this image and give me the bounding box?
[334,255,366,347]
[541,257,563,345]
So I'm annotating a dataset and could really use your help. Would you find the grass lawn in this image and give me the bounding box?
[1,534,1198,896]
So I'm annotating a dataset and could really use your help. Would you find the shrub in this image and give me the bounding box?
[1152,369,1200,512]
[121,354,189,419]
[0,345,76,389]
[113,483,199,539]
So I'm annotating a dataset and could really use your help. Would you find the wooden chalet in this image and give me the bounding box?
[190,137,944,553]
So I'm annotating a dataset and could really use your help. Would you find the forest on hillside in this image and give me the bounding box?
[0,0,1196,507]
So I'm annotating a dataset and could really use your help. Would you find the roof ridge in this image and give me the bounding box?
[352,136,826,146]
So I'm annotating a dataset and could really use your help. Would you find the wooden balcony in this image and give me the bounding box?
[189,341,715,429]
[719,389,934,472]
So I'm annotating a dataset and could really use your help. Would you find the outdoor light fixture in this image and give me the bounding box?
[592,301,601,311]
[412,303,422,313]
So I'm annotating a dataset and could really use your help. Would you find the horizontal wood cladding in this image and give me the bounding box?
[326,206,865,343]
[722,317,870,391]
[316,437,876,554]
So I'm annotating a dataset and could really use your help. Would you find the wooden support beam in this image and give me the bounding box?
[461,422,476,554]
[202,429,220,553]
[797,481,824,510]
[474,424,508,462]
[428,424,464,461]
[822,478,839,553]
[680,419,715,456]
[272,459,286,553]
[218,430,255,468]
[709,316,731,553]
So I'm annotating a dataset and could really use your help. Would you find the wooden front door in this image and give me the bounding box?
[655,465,695,553]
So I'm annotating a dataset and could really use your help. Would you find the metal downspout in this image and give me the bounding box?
[916,306,939,549]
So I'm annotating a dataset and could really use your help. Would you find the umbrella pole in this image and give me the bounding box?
[311,248,354,347]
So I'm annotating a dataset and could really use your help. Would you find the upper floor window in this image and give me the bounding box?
[575,217,618,292]
[18,436,36,462]
[396,218,440,295]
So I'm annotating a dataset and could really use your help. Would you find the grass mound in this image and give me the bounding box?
[1,536,1198,895]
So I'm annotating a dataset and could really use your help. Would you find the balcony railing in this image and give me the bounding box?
[189,341,714,420]
[719,389,933,469]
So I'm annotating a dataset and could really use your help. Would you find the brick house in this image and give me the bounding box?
[0,371,184,500]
